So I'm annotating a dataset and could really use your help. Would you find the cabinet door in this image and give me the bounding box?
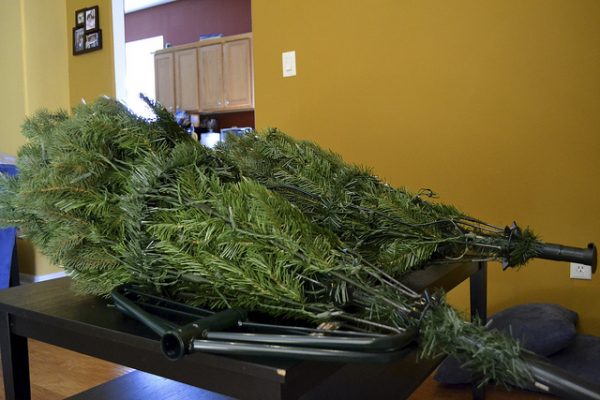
[154,52,175,112]
[174,49,199,111]
[223,38,253,110]
[198,44,224,112]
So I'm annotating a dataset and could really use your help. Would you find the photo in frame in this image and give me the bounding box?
[85,30,102,51]
[85,6,99,31]
[75,8,85,26]
[73,27,85,54]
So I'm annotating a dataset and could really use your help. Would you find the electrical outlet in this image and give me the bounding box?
[570,262,592,280]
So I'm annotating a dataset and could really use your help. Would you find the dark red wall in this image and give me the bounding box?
[125,0,252,46]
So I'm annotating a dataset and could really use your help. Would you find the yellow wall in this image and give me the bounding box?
[0,0,70,276]
[252,1,600,334]
[22,1,70,113]
[0,1,27,157]
[67,0,115,107]
[0,1,70,157]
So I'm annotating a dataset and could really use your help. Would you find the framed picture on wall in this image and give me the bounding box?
[73,27,86,54]
[75,8,86,27]
[73,28,102,55]
[85,30,102,51]
[73,5,101,55]
[85,6,99,32]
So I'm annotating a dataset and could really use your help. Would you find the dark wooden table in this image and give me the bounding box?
[0,261,487,400]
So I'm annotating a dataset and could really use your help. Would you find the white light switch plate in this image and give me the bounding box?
[282,51,296,77]
[570,262,592,280]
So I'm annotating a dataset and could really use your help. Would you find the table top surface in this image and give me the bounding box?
[0,261,480,386]
[0,260,479,322]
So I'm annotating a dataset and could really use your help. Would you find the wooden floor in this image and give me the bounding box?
[0,339,553,399]
[0,340,132,400]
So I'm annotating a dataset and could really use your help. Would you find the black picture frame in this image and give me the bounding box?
[73,28,102,55]
[75,8,86,27]
[85,29,103,51]
[73,27,86,55]
[73,5,101,56]
[85,6,99,32]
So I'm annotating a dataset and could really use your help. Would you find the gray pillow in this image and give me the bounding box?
[488,303,577,356]
[435,303,578,384]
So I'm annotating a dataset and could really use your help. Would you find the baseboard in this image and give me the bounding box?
[19,271,67,284]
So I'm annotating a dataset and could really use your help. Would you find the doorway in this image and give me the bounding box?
[124,35,164,117]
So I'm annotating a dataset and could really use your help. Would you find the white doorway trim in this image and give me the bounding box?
[112,0,126,102]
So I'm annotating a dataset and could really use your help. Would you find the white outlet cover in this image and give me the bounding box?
[570,262,592,280]
[282,51,296,77]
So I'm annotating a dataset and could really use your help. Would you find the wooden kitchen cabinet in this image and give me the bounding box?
[198,44,223,111]
[198,35,254,112]
[221,37,253,111]
[154,52,175,112]
[154,33,254,114]
[174,48,200,111]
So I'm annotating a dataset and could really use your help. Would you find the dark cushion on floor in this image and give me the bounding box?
[434,303,578,384]
[549,334,600,385]
[488,303,577,356]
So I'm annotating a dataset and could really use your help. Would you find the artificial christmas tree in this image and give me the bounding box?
[0,97,596,396]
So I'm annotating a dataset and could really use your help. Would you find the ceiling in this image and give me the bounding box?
[124,0,176,14]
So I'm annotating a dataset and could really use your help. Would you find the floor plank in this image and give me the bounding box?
[0,339,132,400]
[0,339,553,399]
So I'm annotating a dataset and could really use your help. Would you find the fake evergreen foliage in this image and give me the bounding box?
[216,131,541,273]
[0,97,540,387]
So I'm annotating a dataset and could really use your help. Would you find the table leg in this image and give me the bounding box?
[470,261,487,400]
[470,261,487,322]
[0,312,31,400]
[9,242,20,287]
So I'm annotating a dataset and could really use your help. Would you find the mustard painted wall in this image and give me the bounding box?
[22,1,70,113]
[0,0,70,276]
[0,1,70,156]
[67,0,115,107]
[0,1,27,157]
[252,1,600,334]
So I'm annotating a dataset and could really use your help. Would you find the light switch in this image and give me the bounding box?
[282,51,296,77]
